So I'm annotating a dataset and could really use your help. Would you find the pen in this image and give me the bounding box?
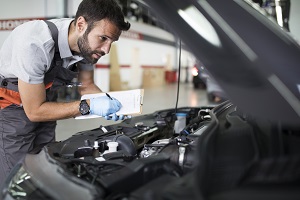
[106,93,113,100]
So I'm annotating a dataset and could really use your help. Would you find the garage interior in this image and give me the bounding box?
[1,1,300,199]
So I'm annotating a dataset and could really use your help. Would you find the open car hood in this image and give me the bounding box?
[143,0,300,125]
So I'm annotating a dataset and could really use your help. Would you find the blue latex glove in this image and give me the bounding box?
[105,114,132,121]
[90,96,121,117]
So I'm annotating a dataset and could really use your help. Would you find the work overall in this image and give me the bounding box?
[0,21,78,183]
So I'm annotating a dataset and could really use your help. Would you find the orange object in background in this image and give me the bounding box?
[165,70,177,83]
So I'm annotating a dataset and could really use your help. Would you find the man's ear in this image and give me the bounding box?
[76,16,87,33]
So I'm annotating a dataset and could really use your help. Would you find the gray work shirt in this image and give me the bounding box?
[0,18,93,84]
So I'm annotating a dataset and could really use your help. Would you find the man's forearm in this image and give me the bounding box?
[25,100,83,122]
[78,70,102,95]
[18,79,95,122]
[79,83,102,95]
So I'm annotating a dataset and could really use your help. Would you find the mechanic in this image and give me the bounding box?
[0,0,130,186]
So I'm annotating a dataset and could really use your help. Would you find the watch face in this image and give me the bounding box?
[80,100,90,115]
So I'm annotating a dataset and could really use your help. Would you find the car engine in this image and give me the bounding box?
[40,105,213,199]
[5,101,300,200]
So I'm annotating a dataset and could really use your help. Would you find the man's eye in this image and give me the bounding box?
[100,36,107,41]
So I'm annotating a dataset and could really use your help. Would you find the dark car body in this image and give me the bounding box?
[2,0,300,200]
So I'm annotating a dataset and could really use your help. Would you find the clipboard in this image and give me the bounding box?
[75,89,144,119]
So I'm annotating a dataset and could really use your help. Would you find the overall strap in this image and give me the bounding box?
[43,20,63,81]
[43,20,78,102]
[44,20,60,60]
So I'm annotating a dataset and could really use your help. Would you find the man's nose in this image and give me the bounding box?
[101,42,112,54]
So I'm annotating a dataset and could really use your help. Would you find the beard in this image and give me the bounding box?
[77,32,104,64]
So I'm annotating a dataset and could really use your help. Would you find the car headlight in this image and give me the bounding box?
[1,163,54,200]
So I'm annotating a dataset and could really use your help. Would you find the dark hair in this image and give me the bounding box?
[74,0,130,34]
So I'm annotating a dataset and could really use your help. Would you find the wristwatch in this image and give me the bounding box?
[79,99,90,115]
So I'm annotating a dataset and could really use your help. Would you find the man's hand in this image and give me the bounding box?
[104,113,124,121]
[90,96,121,117]
[104,114,132,121]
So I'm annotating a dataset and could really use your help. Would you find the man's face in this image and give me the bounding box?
[77,19,121,64]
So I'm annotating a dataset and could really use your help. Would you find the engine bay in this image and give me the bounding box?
[43,105,214,197]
